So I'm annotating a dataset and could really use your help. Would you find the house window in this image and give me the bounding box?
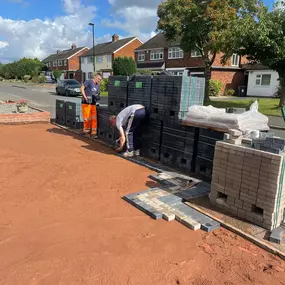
[255,74,271,86]
[232,54,240,66]
[138,52,145,61]
[88,72,93,79]
[58,60,62,67]
[53,61,57,67]
[81,57,85,64]
[64,60,67,66]
[191,49,201,57]
[150,49,164,60]
[107,54,112,62]
[168,47,184,59]
[96,56,103,63]
[87,56,93,63]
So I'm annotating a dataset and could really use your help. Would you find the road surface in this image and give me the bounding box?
[0,83,108,119]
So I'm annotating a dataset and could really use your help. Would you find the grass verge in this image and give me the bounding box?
[209,98,281,117]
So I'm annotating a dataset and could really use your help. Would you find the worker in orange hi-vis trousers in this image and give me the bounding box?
[80,73,102,138]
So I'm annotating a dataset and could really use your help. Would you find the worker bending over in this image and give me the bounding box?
[80,73,102,138]
[110,104,147,157]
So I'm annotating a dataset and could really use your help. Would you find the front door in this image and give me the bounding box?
[69,73,74,79]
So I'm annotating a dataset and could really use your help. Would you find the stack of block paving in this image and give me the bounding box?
[196,128,225,181]
[160,124,195,173]
[252,134,285,155]
[108,76,129,114]
[55,99,66,126]
[65,101,83,129]
[151,76,205,125]
[127,76,152,110]
[210,140,285,231]
[124,180,220,232]
[139,118,162,161]
[97,105,118,146]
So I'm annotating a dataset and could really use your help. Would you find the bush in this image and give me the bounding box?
[38,75,46,84]
[113,57,136,76]
[0,76,4,81]
[100,78,109,92]
[224,88,235,96]
[209,79,223,97]
[31,76,39,83]
[53,70,62,81]
[23,75,31,83]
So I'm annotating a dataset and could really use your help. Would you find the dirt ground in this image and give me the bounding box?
[0,124,284,285]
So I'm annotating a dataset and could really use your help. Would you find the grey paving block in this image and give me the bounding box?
[124,196,163,220]
[148,174,177,187]
[158,194,182,206]
[201,221,221,232]
[269,226,285,244]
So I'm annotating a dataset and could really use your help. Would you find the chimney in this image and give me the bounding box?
[71,43,77,49]
[112,34,119,42]
[57,50,61,54]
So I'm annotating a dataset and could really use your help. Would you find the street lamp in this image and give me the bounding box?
[89,22,95,73]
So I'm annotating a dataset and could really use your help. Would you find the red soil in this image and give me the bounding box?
[0,124,284,285]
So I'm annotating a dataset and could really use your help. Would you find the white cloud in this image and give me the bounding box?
[0,0,101,62]
[103,0,162,42]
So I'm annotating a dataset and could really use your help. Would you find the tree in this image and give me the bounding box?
[226,2,285,106]
[53,69,63,81]
[157,0,262,104]
[113,57,137,76]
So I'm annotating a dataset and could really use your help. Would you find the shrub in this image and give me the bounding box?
[113,57,136,76]
[224,88,235,96]
[209,79,223,97]
[100,78,109,92]
[23,75,31,83]
[38,75,46,84]
[53,70,63,81]
[0,76,4,81]
[31,76,39,83]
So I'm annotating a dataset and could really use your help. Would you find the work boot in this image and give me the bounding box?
[91,134,98,139]
[123,151,134,157]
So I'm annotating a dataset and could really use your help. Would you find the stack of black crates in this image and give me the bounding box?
[55,100,66,126]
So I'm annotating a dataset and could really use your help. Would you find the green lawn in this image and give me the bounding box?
[210,98,281,117]
[101,91,108,97]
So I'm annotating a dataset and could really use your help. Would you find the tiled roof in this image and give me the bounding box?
[81,37,137,57]
[135,33,180,51]
[42,47,87,62]
[242,63,271,70]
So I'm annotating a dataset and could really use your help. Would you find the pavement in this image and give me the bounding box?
[0,82,108,119]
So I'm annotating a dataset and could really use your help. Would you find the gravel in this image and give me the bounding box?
[0,103,39,114]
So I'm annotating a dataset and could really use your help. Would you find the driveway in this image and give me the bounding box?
[0,83,108,119]
[0,124,284,285]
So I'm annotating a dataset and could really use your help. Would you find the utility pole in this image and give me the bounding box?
[89,22,95,73]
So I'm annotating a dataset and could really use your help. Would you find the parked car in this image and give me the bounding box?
[56,79,82,97]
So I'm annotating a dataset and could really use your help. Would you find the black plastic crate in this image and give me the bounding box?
[127,98,150,109]
[66,116,83,129]
[197,141,215,160]
[56,99,66,115]
[141,120,162,144]
[98,127,116,147]
[160,145,193,173]
[108,98,127,114]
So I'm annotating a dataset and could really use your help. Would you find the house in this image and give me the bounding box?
[42,44,89,82]
[135,33,246,94]
[80,34,142,80]
[243,63,279,97]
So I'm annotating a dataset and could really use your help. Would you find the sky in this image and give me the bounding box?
[0,0,276,63]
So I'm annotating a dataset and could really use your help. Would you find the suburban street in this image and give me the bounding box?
[0,83,108,119]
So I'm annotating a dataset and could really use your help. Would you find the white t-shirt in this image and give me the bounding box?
[116,104,144,131]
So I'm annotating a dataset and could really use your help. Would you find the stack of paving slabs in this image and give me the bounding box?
[210,140,285,231]
[196,128,225,181]
[160,124,196,173]
[150,76,205,125]
[55,99,66,126]
[127,76,152,109]
[97,105,118,146]
[65,101,83,129]
[252,133,285,154]
[124,172,220,232]
[108,76,129,114]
